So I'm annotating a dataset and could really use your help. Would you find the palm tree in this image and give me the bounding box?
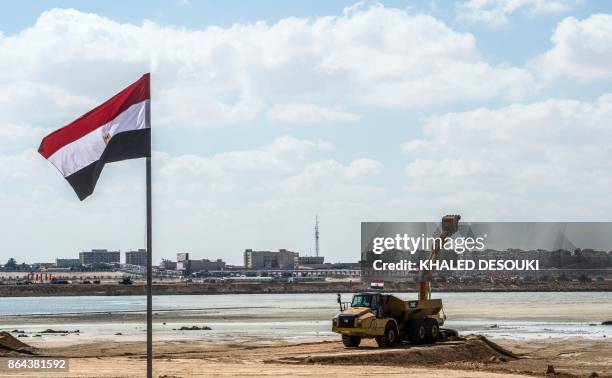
[4,258,17,270]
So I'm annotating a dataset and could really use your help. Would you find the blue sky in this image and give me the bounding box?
[1,0,612,264]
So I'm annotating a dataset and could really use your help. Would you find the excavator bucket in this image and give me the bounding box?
[441,215,461,235]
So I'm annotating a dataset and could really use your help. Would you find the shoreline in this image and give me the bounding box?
[2,292,609,349]
[0,281,609,297]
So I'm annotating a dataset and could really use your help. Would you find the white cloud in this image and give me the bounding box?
[0,124,47,151]
[402,94,612,219]
[533,14,612,81]
[0,136,384,263]
[156,136,380,201]
[345,159,383,179]
[267,103,360,123]
[0,5,531,130]
[456,0,577,25]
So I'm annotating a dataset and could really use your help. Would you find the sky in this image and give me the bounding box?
[1,0,612,265]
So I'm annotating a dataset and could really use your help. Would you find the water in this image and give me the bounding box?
[1,292,610,340]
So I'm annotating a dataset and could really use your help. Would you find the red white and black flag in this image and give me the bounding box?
[39,74,151,200]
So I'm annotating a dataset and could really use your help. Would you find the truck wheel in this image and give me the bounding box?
[376,322,399,348]
[424,318,439,344]
[341,335,361,347]
[407,319,426,345]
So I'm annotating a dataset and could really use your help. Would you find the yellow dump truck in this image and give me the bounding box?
[332,292,449,347]
[333,215,461,348]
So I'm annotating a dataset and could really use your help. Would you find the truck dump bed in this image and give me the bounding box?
[384,296,443,320]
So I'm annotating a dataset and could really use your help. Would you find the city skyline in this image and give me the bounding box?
[1,1,612,265]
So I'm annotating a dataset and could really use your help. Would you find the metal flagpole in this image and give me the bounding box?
[145,72,153,378]
[146,155,153,378]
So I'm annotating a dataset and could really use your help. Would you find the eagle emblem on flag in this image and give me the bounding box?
[102,127,112,144]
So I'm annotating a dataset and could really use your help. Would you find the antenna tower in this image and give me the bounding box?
[315,215,320,257]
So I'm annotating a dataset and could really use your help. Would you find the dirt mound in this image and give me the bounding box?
[0,332,38,356]
[272,336,519,366]
[464,335,521,359]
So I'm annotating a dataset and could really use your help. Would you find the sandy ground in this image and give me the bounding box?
[1,294,610,377]
[2,336,610,377]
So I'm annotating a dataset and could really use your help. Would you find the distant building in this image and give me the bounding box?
[277,249,299,270]
[176,253,226,272]
[243,249,299,270]
[159,259,177,270]
[31,262,55,270]
[176,253,189,271]
[79,249,120,265]
[298,256,325,266]
[125,249,147,267]
[56,258,81,269]
[184,259,226,272]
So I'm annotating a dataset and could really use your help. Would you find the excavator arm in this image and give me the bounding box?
[418,214,461,300]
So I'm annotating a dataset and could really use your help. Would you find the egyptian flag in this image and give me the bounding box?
[370,279,384,289]
[39,74,150,200]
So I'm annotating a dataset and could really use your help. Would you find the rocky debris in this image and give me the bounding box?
[40,329,80,334]
[589,372,599,378]
[0,331,37,356]
[173,326,212,331]
[602,321,612,325]
[546,364,556,375]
